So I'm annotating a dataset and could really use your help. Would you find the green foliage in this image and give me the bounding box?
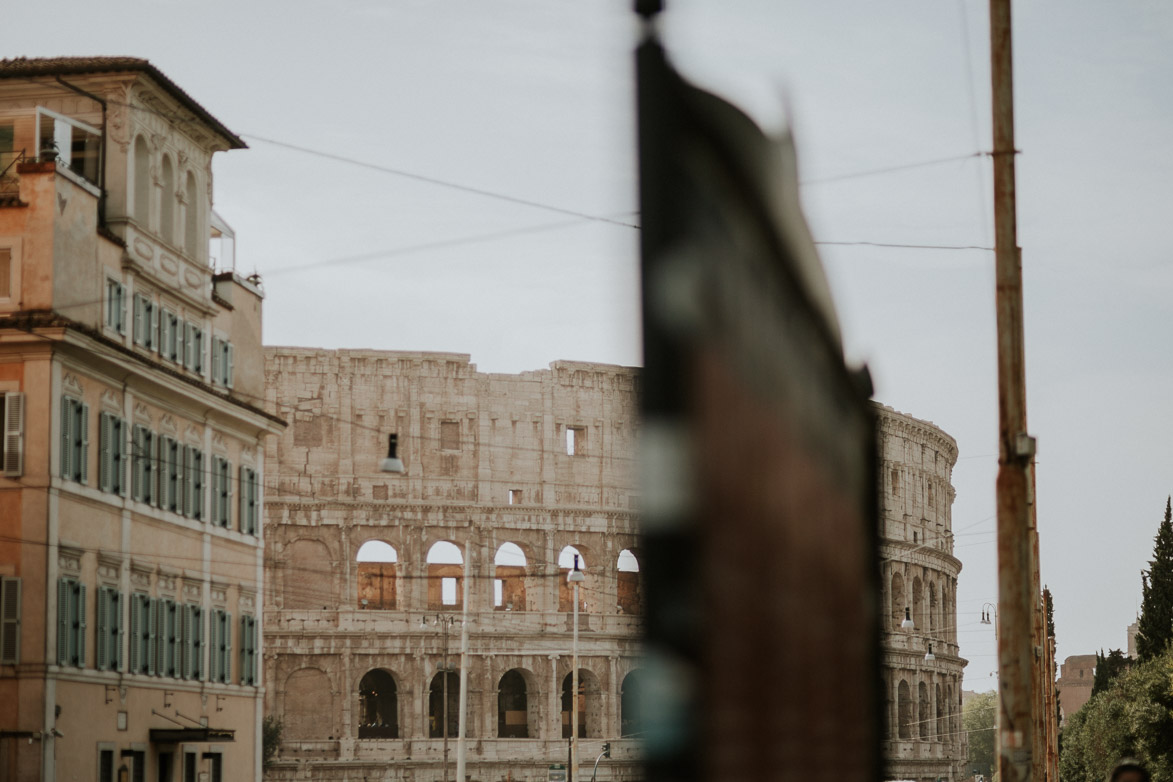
[1093,648,1132,697]
[1137,497,1173,662]
[262,715,283,770]
[964,690,997,780]
[1059,648,1173,782]
[1045,587,1056,640]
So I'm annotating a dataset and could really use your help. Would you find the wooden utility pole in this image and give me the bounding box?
[989,0,1037,780]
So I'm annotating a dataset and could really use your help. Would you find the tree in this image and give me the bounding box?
[262,715,283,769]
[1092,648,1131,696]
[964,690,997,780]
[1137,496,1173,661]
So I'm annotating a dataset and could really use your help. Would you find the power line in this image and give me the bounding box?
[815,240,993,251]
[800,151,984,186]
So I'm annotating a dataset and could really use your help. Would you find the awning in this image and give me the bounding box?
[148,728,235,743]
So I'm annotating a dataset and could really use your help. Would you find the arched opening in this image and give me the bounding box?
[133,136,150,223]
[358,670,398,739]
[429,669,460,739]
[285,539,334,610]
[497,669,530,738]
[935,683,944,740]
[184,171,199,259]
[912,576,924,630]
[897,680,912,739]
[558,546,588,613]
[494,543,527,612]
[928,581,938,632]
[283,668,333,740]
[356,540,397,610]
[617,549,641,615]
[918,681,930,739]
[561,669,601,738]
[890,572,905,630]
[620,670,643,737]
[159,155,175,244]
[427,541,463,610]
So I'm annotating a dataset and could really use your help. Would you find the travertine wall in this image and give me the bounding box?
[263,348,643,782]
[875,403,968,782]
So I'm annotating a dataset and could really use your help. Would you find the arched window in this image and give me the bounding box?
[358,670,398,739]
[912,576,924,630]
[285,539,334,610]
[494,543,527,612]
[918,681,930,739]
[897,680,912,739]
[561,669,601,738]
[498,669,531,738]
[427,541,463,610]
[283,668,333,740]
[184,171,199,259]
[357,540,397,610]
[935,683,944,740]
[617,549,641,615]
[558,546,588,613]
[929,581,938,632]
[429,669,460,738]
[133,136,150,223]
[159,155,174,244]
[621,670,643,737]
[891,572,905,630]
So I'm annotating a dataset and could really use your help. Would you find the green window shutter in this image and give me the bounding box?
[59,398,71,479]
[222,611,232,683]
[96,587,109,670]
[133,295,143,344]
[112,590,123,671]
[147,598,158,675]
[211,338,222,384]
[78,403,88,484]
[4,391,25,477]
[75,583,86,667]
[149,303,158,351]
[160,313,171,359]
[1,577,21,664]
[129,595,141,672]
[131,427,142,500]
[224,461,233,529]
[225,344,234,388]
[115,419,127,497]
[208,611,220,682]
[98,413,111,492]
[175,443,186,515]
[194,607,204,681]
[56,579,70,666]
[181,604,192,679]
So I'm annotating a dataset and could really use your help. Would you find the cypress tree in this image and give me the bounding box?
[1136,496,1173,661]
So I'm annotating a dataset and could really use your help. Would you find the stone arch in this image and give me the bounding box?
[616,549,642,615]
[428,669,461,739]
[912,575,924,630]
[283,667,333,740]
[159,154,175,244]
[426,540,464,610]
[357,669,399,739]
[897,679,912,739]
[132,135,150,223]
[184,170,199,258]
[935,682,944,740]
[620,669,644,737]
[918,681,930,739]
[561,668,602,738]
[494,542,527,612]
[928,580,938,632]
[891,571,905,630]
[285,538,335,610]
[357,540,398,610]
[497,668,539,738]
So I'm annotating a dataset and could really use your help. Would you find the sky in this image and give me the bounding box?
[12,0,1173,691]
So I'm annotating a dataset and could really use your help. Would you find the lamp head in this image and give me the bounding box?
[925,643,935,662]
[380,434,406,474]
[567,553,585,583]
[901,607,914,630]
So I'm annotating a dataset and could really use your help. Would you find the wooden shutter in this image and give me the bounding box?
[78,403,89,484]
[59,398,71,479]
[96,587,109,670]
[225,344,234,388]
[75,583,86,667]
[133,295,143,344]
[3,391,23,477]
[56,579,70,666]
[98,413,111,492]
[0,577,20,664]
[222,611,232,683]
[129,594,141,672]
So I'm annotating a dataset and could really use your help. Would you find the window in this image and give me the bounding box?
[98,748,114,782]
[204,752,223,782]
[161,436,183,513]
[185,446,205,520]
[36,106,101,189]
[1,576,20,664]
[209,608,231,683]
[132,426,156,505]
[565,426,585,456]
[129,593,156,675]
[95,586,123,671]
[60,396,88,484]
[2,391,24,477]
[105,279,125,334]
[239,615,257,685]
[211,338,234,388]
[440,421,460,451]
[156,598,180,677]
[508,489,521,505]
[183,751,198,782]
[133,293,157,350]
[56,577,86,667]
[212,457,232,528]
[183,603,204,680]
[184,322,204,372]
[161,310,181,363]
[98,412,127,496]
[441,577,457,606]
[239,466,258,534]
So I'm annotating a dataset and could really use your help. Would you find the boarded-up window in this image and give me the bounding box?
[284,668,333,740]
[286,539,334,610]
[441,421,460,451]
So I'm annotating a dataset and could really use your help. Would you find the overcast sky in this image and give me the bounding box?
[14,0,1173,691]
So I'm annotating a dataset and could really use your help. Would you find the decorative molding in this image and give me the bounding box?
[239,592,256,612]
[58,547,82,575]
[210,582,228,605]
[130,566,153,590]
[62,373,83,398]
[159,255,179,276]
[100,389,121,413]
[182,580,202,601]
[133,402,151,425]
[132,237,155,263]
[184,269,203,289]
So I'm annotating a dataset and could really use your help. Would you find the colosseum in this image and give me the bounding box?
[262,348,643,782]
[874,404,967,782]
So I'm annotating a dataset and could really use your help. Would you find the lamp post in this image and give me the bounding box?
[568,555,586,782]
[981,603,999,639]
[422,614,457,782]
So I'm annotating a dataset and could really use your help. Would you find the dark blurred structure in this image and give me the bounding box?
[636,22,881,782]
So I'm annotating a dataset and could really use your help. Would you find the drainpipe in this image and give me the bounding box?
[54,76,107,226]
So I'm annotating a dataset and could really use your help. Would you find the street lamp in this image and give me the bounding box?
[379,434,405,474]
[423,614,458,782]
[568,554,586,782]
[981,602,999,639]
[924,642,935,662]
[901,606,914,630]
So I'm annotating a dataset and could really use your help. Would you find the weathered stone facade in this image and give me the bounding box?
[1056,654,1096,725]
[263,348,642,782]
[876,404,967,782]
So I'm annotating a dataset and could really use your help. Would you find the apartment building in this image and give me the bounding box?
[0,58,284,782]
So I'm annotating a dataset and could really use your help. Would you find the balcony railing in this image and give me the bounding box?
[0,150,27,203]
